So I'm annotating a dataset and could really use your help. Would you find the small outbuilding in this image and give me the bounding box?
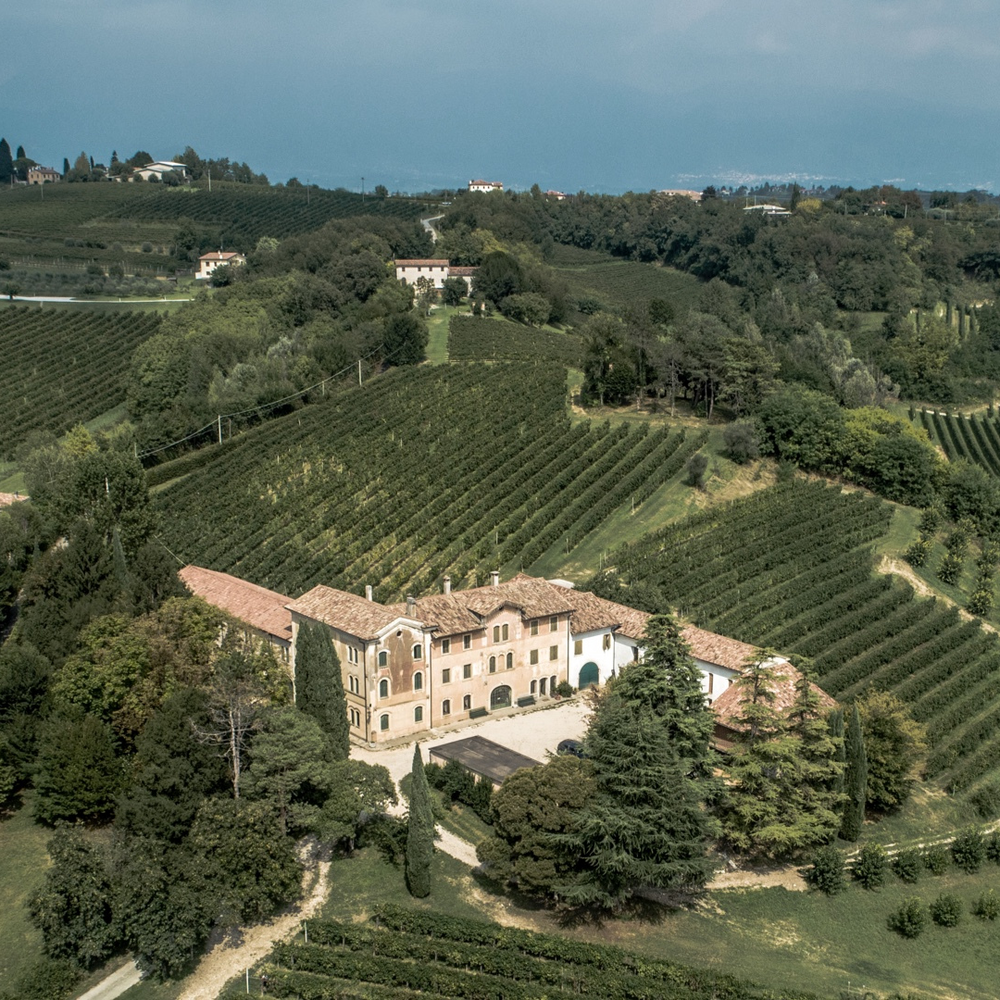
[429,735,540,787]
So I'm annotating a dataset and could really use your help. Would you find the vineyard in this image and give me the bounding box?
[915,407,1000,476]
[0,305,162,457]
[152,363,705,602]
[548,254,702,312]
[0,182,428,267]
[598,480,1000,812]
[447,315,583,366]
[220,905,817,1000]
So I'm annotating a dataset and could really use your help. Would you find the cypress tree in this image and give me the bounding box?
[405,744,433,898]
[840,703,867,841]
[63,157,70,177]
[829,706,846,798]
[294,621,349,760]
[0,139,12,185]
[15,145,26,160]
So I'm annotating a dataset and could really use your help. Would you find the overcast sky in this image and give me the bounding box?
[4,1,998,193]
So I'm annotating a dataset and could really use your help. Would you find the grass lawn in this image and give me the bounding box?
[0,797,51,990]
[534,428,777,583]
[118,976,184,1000]
[424,303,462,364]
[857,781,984,850]
[431,793,493,847]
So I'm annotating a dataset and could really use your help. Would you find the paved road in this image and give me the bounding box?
[9,295,192,303]
[76,960,141,1000]
[421,215,444,242]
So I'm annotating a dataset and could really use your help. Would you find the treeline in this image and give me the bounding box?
[128,215,433,450]
[0,428,400,993]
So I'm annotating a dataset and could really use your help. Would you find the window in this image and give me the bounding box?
[442,668,451,684]
[506,652,513,669]
[348,646,358,664]
[413,672,423,691]
[463,663,472,679]
[414,706,423,723]
[549,616,558,632]
[349,708,359,727]
[603,633,612,651]
[550,645,559,661]
[529,649,539,665]
[489,655,497,673]
[349,675,359,694]
[463,694,471,711]
[574,639,583,655]
[378,678,389,699]
[493,625,500,643]
[413,644,422,660]
[708,672,714,695]
[463,634,471,650]
[502,623,509,641]
[530,680,537,694]
[378,650,388,667]
[529,620,539,636]
[442,638,451,654]
[379,714,389,731]
[442,699,451,716]
[540,677,548,695]
[550,674,557,693]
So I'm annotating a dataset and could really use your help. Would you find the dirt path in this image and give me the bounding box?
[878,555,997,632]
[175,856,331,1000]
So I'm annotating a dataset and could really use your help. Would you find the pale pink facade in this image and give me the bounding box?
[197,251,246,280]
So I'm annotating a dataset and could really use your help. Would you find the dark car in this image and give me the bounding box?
[556,739,585,758]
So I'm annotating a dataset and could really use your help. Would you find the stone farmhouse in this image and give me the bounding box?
[181,567,830,748]
[196,251,247,280]
[27,166,61,185]
[468,179,503,193]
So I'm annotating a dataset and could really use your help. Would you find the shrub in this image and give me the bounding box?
[986,830,1000,863]
[937,551,964,585]
[929,892,962,927]
[555,680,574,698]
[805,845,846,895]
[903,536,931,567]
[852,842,888,889]
[973,889,1000,920]
[923,845,950,875]
[890,848,922,883]
[141,242,152,253]
[888,897,926,938]
[919,506,942,533]
[951,826,986,873]
[967,585,995,617]
[686,453,708,489]
[722,421,760,464]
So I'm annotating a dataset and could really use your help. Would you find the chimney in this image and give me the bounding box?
[443,576,452,595]
[365,585,373,601]
[490,571,500,588]
[406,595,416,617]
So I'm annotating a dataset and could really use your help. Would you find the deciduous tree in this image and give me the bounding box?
[856,690,925,815]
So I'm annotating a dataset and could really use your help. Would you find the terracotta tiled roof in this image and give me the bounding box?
[711,660,837,732]
[287,585,410,641]
[448,266,477,276]
[682,624,758,673]
[386,593,482,637]
[563,589,651,638]
[394,259,449,266]
[199,251,242,262]
[179,565,292,643]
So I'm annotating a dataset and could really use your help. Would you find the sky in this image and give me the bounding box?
[3,1,999,194]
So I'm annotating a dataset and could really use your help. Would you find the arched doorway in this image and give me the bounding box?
[578,662,599,688]
[490,685,512,710]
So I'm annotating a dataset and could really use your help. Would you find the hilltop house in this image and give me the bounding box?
[132,160,189,182]
[196,251,247,280]
[27,166,61,185]
[468,179,503,193]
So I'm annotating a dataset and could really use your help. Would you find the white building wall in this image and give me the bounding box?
[570,629,616,686]
[395,263,449,289]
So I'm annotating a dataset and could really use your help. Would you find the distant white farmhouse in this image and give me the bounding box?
[196,251,247,280]
[743,203,791,216]
[468,179,503,193]
[394,259,477,294]
[132,160,189,182]
[659,189,703,201]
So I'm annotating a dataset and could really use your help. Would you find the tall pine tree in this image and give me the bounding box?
[563,614,718,909]
[405,744,433,898]
[840,703,867,841]
[0,139,12,185]
[294,621,349,760]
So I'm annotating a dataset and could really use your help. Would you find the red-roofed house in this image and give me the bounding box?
[468,179,503,193]
[197,251,247,280]
[179,565,292,660]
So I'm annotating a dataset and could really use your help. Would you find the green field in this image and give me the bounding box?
[0,800,51,990]
[447,313,583,366]
[547,249,703,313]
